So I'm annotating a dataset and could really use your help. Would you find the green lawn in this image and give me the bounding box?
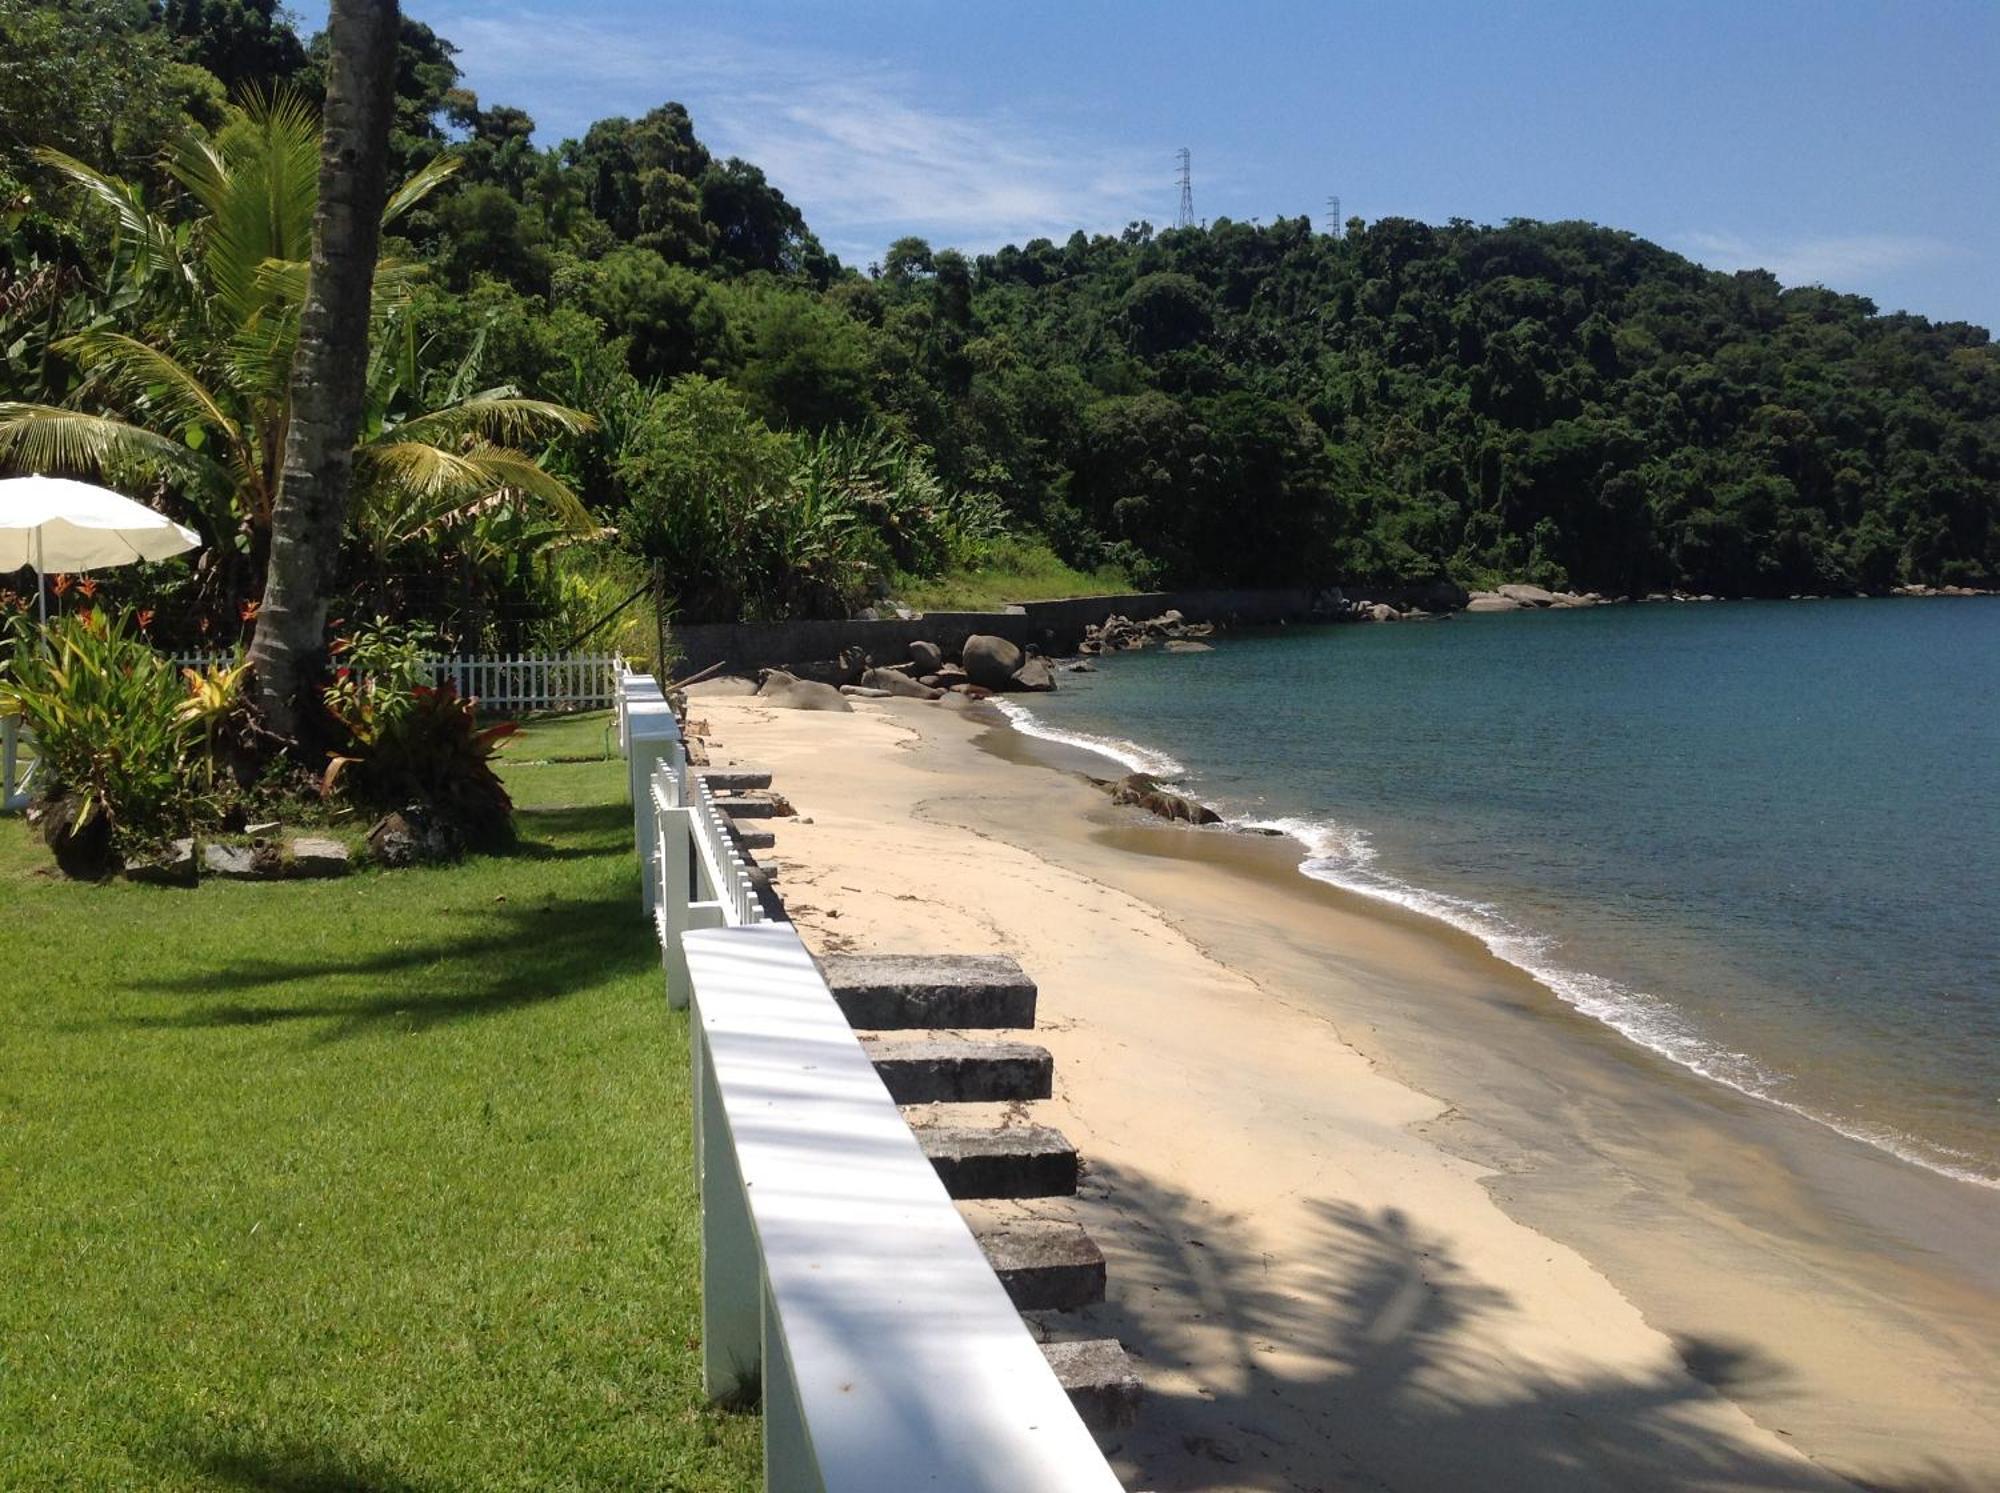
[0,713,760,1491]
[891,536,1134,613]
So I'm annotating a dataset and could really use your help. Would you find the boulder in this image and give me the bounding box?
[962,634,1027,690]
[1009,657,1056,692]
[1368,603,1399,622]
[289,837,351,878]
[860,667,943,700]
[42,795,116,880]
[1497,583,1557,606]
[204,840,282,880]
[366,809,462,868]
[1465,593,1523,613]
[1104,772,1221,826]
[1164,639,1214,653]
[908,639,944,674]
[126,837,197,888]
[840,685,892,698]
[756,669,854,713]
[933,664,970,686]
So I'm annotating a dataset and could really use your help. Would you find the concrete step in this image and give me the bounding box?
[864,1036,1053,1104]
[969,1217,1105,1311]
[697,767,771,791]
[916,1124,1077,1199]
[711,793,782,819]
[1041,1339,1143,1431]
[820,954,1038,1031]
[725,818,775,851]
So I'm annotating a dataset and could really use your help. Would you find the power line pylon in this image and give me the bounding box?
[1175,147,1195,230]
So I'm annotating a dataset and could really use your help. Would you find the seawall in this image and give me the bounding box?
[669,582,1464,675]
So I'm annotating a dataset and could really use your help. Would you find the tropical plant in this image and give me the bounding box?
[0,610,198,870]
[176,652,254,792]
[321,665,517,850]
[0,90,599,632]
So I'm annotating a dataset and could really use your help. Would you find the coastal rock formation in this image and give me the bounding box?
[860,667,943,700]
[1100,772,1222,826]
[962,634,1027,689]
[1081,610,1217,654]
[909,639,945,673]
[1011,657,1056,692]
[1164,639,1214,652]
[757,669,854,713]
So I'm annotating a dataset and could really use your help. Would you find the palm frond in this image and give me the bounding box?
[32,149,196,301]
[386,392,597,449]
[383,155,462,226]
[356,441,601,540]
[0,404,230,500]
[57,331,240,447]
[174,91,322,332]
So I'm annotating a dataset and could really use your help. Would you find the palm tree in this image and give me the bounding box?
[0,89,597,665]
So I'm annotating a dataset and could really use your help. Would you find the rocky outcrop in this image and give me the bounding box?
[1099,772,1221,826]
[961,634,1027,690]
[908,639,944,673]
[1081,610,1216,654]
[859,667,943,700]
[1010,657,1055,692]
[756,669,854,712]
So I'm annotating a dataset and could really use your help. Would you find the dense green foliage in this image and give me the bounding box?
[3,1,1994,634]
[0,714,761,1489]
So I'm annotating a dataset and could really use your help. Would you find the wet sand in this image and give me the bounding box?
[691,686,2000,1492]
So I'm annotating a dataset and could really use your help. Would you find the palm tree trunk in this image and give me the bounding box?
[249,0,400,740]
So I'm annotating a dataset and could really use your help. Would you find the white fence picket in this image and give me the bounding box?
[165,650,624,715]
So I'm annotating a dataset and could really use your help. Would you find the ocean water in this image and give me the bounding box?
[1001,600,2000,1187]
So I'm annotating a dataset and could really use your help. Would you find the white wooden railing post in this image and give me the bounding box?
[2,715,22,812]
[626,693,680,918]
[696,1023,763,1400]
[658,801,695,1007]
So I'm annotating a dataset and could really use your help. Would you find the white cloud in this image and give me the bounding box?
[434,8,1159,263]
[1674,229,1966,291]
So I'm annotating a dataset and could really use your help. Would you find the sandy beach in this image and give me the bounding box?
[689,685,2000,1493]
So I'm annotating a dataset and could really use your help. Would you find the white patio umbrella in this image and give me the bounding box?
[0,474,202,625]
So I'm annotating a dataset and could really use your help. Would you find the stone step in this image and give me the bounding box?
[725,818,775,851]
[916,1124,1077,1199]
[697,767,771,791]
[969,1217,1105,1311]
[711,793,780,819]
[1041,1339,1143,1431]
[864,1036,1053,1104]
[820,954,1038,1031]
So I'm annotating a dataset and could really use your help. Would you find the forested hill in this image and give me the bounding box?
[4,1,1996,615]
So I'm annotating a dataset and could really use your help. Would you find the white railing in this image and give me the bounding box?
[170,650,625,715]
[2,713,36,812]
[616,673,1124,1493]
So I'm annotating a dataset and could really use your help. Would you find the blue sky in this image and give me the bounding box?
[296,1,1999,329]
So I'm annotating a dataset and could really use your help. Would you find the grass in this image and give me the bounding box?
[890,536,1135,612]
[0,712,760,1491]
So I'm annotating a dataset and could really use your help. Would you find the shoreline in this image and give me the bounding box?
[992,689,2000,1194]
[692,685,2000,1491]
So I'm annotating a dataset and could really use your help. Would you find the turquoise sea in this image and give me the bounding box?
[1000,599,2000,1186]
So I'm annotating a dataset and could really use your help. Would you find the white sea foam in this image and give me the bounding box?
[989,699,1188,778]
[992,705,1998,1189]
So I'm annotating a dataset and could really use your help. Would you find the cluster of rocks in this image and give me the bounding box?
[1080,611,1215,655]
[756,633,1062,712]
[124,832,353,886]
[1465,584,1610,613]
[1092,772,1220,826]
[1890,583,1990,598]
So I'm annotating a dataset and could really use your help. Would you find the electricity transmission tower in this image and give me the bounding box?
[1326,195,1342,238]
[1175,147,1195,230]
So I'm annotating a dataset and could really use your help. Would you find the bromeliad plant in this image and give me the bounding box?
[321,619,518,851]
[0,610,197,874]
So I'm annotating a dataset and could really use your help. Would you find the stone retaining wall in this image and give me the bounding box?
[668,582,1464,675]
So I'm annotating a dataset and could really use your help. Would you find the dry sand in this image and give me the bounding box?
[688,687,2000,1493]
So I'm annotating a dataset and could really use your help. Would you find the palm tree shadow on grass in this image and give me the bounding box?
[108,893,657,1042]
[1078,1159,1985,1493]
[152,1432,439,1493]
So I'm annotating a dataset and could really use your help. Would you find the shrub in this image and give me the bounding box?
[0,610,198,870]
[322,620,518,850]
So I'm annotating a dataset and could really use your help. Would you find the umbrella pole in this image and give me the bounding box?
[35,526,46,629]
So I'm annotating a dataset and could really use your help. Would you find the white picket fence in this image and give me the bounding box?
[169,651,624,715]
[1,713,35,812]
[619,672,1124,1493]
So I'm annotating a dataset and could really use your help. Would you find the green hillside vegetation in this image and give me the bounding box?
[2,0,1994,645]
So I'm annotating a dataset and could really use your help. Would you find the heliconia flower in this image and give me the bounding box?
[239,600,260,623]
[137,609,155,630]
[77,577,98,598]
[51,573,72,596]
